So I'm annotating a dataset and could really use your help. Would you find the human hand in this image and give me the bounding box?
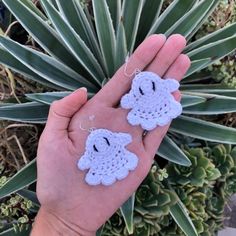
[32,34,191,236]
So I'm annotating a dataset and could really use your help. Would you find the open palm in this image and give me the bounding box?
[35,34,190,235]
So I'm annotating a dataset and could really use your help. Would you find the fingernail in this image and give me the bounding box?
[71,87,87,95]
[80,87,87,92]
[159,34,166,39]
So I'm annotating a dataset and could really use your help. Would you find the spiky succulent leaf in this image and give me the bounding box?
[0,47,60,89]
[0,36,96,91]
[92,0,116,76]
[185,21,236,51]
[106,0,121,33]
[165,0,219,37]
[121,0,144,52]
[115,21,127,70]
[0,102,48,123]
[120,193,135,234]
[170,201,198,236]
[2,0,87,75]
[148,0,197,35]
[55,0,105,69]
[158,136,191,167]
[181,94,206,107]
[183,94,236,115]
[136,0,163,44]
[40,0,105,85]
[171,116,236,144]
[0,159,36,199]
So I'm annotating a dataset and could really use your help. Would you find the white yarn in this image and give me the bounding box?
[121,71,182,131]
[77,129,138,186]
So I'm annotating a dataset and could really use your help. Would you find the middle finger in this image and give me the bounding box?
[146,34,186,75]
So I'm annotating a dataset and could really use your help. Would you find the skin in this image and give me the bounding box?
[31,34,191,236]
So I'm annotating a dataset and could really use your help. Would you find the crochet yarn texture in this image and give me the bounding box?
[77,129,138,186]
[121,71,182,130]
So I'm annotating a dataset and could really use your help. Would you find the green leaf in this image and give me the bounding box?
[0,227,31,236]
[181,84,229,91]
[181,86,236,97]
[185,21,236,52]
[181,71,212,84]
[106,0,121,32]
[193,167,206,179]
[205,90,236,97]
[115,21,127,70]
[55,0,104,70]
[83,4,96,37]
[120,193,135,234]
[26,91,95,105]
[2,0,86,75]
[0,159,37,199]
[183,94,236,115]
[188,35,236,62]
[170,201,198,236]
[48,0,58,9]
[17,189,40,207]
[136,0,164,44]
[186,0,220,40]
[121,0,144,52]
[41,0,104,86]
[0,102,49,123]
[0,47,61,89]
[184,58,212,78]
[136,227,149,236]
[0,36,96,91]
[165,0,217,37]
[96,225,104,236]
[181,94,206,108]
[158,193,171,207]
[171,115,236,144]
[19,0,47,20]
[92,0,116,77]
[148,0,196,35]
[26,91,70,104]
[158,136,191,166]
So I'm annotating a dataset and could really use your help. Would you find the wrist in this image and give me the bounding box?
[31,207,95,236]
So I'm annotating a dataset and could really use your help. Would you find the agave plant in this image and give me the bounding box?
[0,0,236,235]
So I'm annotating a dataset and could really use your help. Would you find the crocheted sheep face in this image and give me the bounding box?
[77,129,138,186]
[121,71,182,130]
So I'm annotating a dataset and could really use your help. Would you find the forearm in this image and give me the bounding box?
[31,207,95,236]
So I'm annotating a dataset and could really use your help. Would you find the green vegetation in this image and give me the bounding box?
[102,144,236,236]
[0,0,235,235]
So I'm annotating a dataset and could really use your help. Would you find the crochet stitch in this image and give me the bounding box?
[77,129,138,186]
[121,71,182,130]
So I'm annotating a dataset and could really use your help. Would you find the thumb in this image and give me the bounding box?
[45,87,88,132]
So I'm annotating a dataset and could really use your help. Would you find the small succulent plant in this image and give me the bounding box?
[101,144,236,236]
[0,194,33,232]
[208,53,236,89]
[103,166,178,236]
